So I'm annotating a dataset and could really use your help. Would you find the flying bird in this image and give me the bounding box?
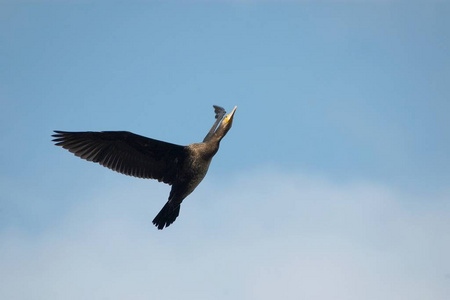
[52,105,237,230]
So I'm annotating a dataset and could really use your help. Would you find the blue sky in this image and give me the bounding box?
[1,1,449,299]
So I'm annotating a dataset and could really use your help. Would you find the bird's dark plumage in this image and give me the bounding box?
[52,105,237,230]
[52,131,187,184]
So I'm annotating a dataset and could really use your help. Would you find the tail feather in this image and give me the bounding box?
[152,202,181,230]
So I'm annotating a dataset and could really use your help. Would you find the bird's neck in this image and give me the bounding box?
[203,138,220,158]
[188,139,220,161]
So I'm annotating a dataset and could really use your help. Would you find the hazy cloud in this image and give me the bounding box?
[1,168,448,299]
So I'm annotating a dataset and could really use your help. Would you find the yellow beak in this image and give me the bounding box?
[227,106,237,121]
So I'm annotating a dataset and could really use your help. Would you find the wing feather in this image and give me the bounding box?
[52,131,187,185]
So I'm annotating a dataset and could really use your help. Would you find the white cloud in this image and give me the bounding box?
[0,168,449,299]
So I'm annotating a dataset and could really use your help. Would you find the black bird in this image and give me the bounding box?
[52,105,237,230]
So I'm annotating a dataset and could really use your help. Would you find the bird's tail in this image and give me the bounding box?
[152,202,181,230]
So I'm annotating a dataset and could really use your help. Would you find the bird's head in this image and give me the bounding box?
[222,106,237,127]
[214,106,237,141]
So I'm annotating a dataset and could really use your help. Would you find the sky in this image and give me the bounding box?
[1,1,449,299]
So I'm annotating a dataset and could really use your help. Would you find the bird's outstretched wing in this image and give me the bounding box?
[203,105,227,142]
[52,131,187,185]
[213,105,226,120]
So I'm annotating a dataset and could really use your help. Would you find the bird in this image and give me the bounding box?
[52,105,237,230]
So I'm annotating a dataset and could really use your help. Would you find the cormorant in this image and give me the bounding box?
[52,105,237,230]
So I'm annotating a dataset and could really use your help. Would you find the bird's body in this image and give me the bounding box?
[52,105,236,229]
